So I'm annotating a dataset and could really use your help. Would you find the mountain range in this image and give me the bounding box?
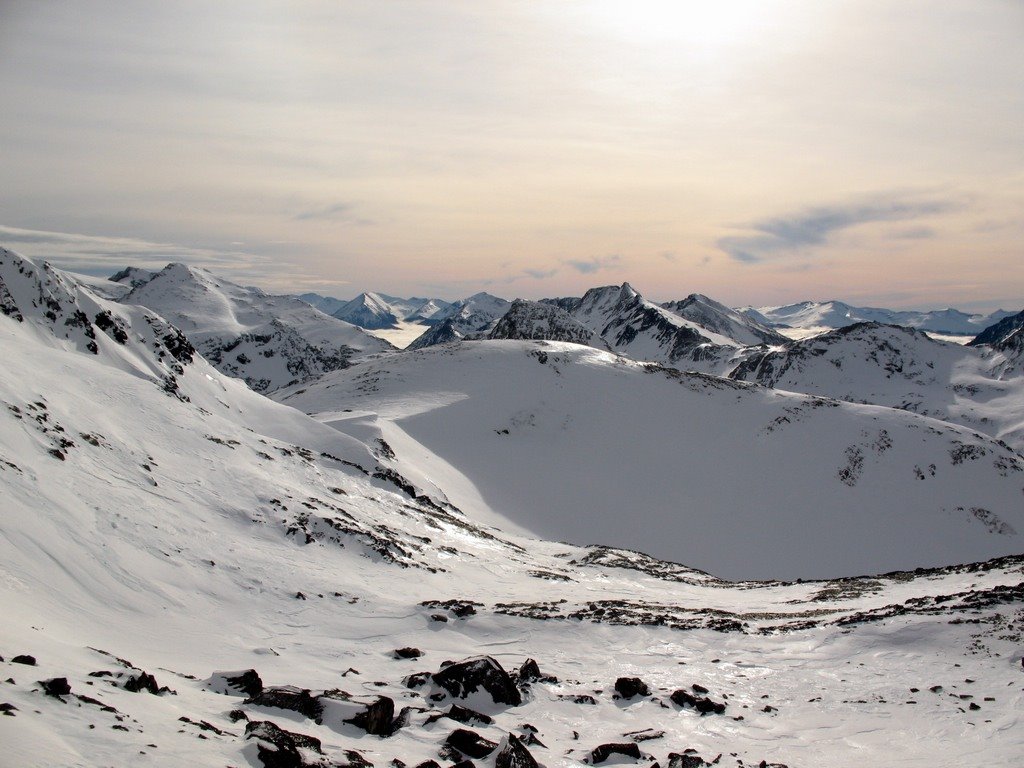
[1,247,1023,768]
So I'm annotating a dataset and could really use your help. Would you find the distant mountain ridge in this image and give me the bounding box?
[744,300,1014,335]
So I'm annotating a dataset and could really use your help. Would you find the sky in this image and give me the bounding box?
[1,1,1022,310]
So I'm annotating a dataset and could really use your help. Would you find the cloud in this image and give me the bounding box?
[718,195,960,263]
[564,254,622,274]
[523,267,558,279]
[293,202,371,224]
[0,223,337,292]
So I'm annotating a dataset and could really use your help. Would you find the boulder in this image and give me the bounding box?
[245,720,321,768]
[446,728,498,759]
[344,695,395,736]
[590,743,642,764]
[432,656,522,706]
[246,685,322,719]
[39,677,71,698]
[206,669,263,698]
[670,689,726,715]
[614,677,650,699]
[495,734,539,768]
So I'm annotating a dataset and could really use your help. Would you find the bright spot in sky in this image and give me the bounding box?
[588,0,771,49]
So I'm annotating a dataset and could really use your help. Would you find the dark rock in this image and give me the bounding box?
[446,728,498,759]
[519,659,542,681]
[426,704,493,726]
[524,733,546,748]
[394,647,423,659]
[0,702,16,716]
[229,709,248,722]
[590,742,642,764]
[209,668,263,698]
[245,720,321,768]
[559,693,598,705]
[614,677,650,700]
[691,684,709,694]
[342,750,374,768]
[123,672,163,694]
[668,752,710,768]
[40,677,71,698]
[345,695,396,736]
[495,734,539,768]
[412,762,441,768]
[247,686,322,719]
[11,655,36,666]
[969,702,981,711]
[430,614,448,623]
[432,656,522,706]
[451,762,475,768]
[670,689,726,715]
[404,672,431,689]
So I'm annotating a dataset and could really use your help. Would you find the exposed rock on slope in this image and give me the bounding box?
[487,299,607,348]
[662,293,787,346]
[728,322,1024,449]
[119,262,394,392]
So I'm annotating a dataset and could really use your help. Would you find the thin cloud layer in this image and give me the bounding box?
[718,196,961,264]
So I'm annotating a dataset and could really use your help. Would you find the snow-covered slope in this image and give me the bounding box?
[2,249,1024,768]
[120,263,394,392]
[662,294,787,346]
[332,292,402,330]
[728,323,1024,450]
[279,340,1024,581]
[296,291,348,316]
[487,299,607,348]
[747,300,1014,336]
[969,309,1024,347]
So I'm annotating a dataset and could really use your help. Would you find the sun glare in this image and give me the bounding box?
[589,0,771,49]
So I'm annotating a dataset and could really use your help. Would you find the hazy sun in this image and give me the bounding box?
[589,0,770,49]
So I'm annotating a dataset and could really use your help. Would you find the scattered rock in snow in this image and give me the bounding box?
[432,656,522,706]
[11,655,37,666]
[344,695,397,736]
[394,647,423,659]
[446,728,498,759]
[246,685,322,719]
[245,719,322,768]
[614,677,651,699]
[207,669,264,698]
[589,742,642,764]
[494,734,539,768]
[39,677,71,698]
[670,689,726,715]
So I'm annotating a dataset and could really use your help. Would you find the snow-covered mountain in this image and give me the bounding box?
[746,300,1014,335]
[2,248,1024,767]
[434,292,511,333]
[563,283,749,372]
[662,294,788,346]
[486,299,607,348]
[119,263,394,392]
[969,308,1024,347]
[405,317,465,350]
[404,297,452,324]
[408,292,511,349]
[332,292,402,330]
[279,340,1024,581]
[728,322,1024,450]
[296,291,348,316]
